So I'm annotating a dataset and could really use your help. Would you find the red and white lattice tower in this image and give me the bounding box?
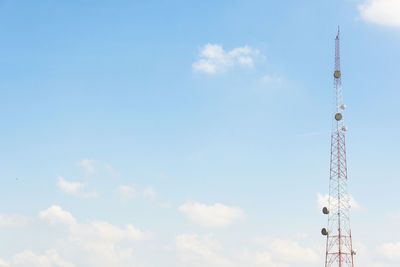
[321,28,355,267]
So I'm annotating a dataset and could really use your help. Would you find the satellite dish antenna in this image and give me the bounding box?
[321,228,328,236]
[322,207,330,214]
[335,113,343,121]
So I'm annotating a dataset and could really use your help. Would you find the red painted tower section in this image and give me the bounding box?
[321,29,355,267]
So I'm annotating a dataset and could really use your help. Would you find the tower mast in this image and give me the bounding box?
[321,28,355,267]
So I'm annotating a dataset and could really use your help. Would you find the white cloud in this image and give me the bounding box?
[160,203,172,209]
[117,185,135,201]
[0,214,27,227]
[39,205,151,242]
[240,249,287,267]
[352,242,385,267]
[39,205,77,226]
[359,0,400,27]
[79,159,96,174]
[350,242,400,267]
[0,205,150,267]
[263,238,319,264]
[194,59,217,73]
[0,258,9,267]
[71,221,149,242]
[389,211,400,220]
[246,237,319,266]
[192,44,259,74]
[57,176,84,195]
[37,205,152,267]
[253,251,273,265]
[176,234,231,265]
[57,176,98,198]
[13,250,75,267]
[317,193,329,210]
[116,185,156,201]
[377,242,400,262]
[261,74,282,85]
[317,193,361,211]
[240,236,320,266]
[179,201,244,228]
[104,163,116,175]
[143,187,156,200]
[175,234,319,267]
[71,240,137,266]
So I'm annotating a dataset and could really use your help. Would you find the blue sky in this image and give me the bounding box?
[1,0,400,266]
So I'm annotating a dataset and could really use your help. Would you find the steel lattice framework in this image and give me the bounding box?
[323,29,355,267]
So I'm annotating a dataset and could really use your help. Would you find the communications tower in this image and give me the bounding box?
[321,28,355,267]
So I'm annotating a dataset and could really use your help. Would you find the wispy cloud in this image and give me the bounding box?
[39,205,77,226]
[57,176,84,195]
[359,0,400,27]
[57,176,98,198]
[0,214,28,227]
[179,201,244,228]
[0,258,9,267]
[13,250,74,267]
[250,237,320,264]
[36,205,153,266]
[116,185,135,201]
[104,163,116,175]
[143,187,156,200]
[176,234,231,265]
[79,159,96,174]
[192,44,260,74]
[0,204,154,267]
[39,205,152,241]
[317,193,361,211]
[377,242,400,262]
[115,185,156,202]
[261,74,282,85]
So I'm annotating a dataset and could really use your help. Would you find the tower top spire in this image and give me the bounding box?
[336,26,340,40]
[335,26,341,72]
